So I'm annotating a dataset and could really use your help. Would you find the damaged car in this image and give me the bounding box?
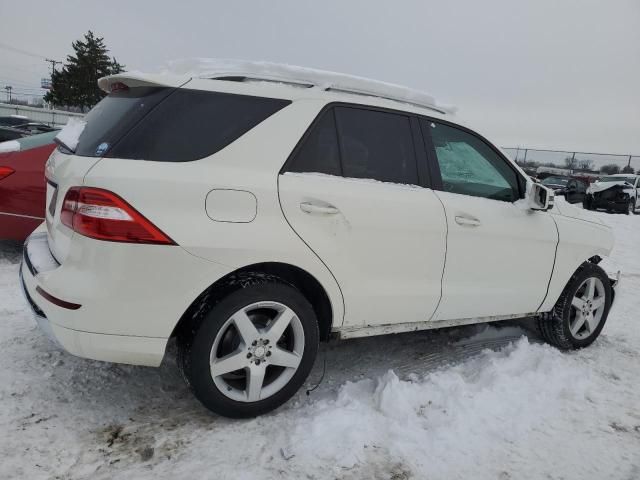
[583,174,639,214]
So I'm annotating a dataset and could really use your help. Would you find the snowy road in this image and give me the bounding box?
[1,205,639,479]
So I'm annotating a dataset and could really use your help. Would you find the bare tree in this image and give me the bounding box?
[577,159,593,171]
[564,155,578,170]
[600,164,621,175]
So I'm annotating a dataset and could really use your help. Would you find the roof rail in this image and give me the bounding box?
[163,59,456,115]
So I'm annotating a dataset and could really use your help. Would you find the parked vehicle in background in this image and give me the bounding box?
[0,131,58,240]
[20,62,618,418]
[0,115,31,127]
[0,126,30,142]
[584,174,639,214]
[541,175,587,204]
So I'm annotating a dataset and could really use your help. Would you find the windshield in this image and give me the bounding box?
[542,176,569,186]
[599,176,636,184]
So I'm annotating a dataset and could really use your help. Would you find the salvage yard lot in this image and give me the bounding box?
[1,202,639,479]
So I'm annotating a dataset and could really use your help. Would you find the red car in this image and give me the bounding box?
[0,131,57,241]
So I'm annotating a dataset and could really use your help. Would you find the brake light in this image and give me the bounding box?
[0,166,14,180]
[110,82,129,93]
[60,187,176,245]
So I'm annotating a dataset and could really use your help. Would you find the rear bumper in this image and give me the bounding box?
[20,226,232,366]
[20,233,167,366]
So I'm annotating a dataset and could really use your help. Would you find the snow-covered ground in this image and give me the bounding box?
[1,206,639,479]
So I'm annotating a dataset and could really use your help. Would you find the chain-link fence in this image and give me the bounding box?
[502,147,639,174]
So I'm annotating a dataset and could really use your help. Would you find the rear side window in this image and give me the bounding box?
[287,110,341,175]
[286,106,419,186]
[75,87,290,162]
[335,107,418,185]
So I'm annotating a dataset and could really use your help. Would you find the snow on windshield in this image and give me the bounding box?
[599,176,635,183]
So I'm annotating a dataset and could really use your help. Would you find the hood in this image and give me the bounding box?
[551,197,606,226]
[587,181,634,194]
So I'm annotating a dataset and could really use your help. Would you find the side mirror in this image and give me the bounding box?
[528,182,554,211]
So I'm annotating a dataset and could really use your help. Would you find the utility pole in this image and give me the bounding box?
[4,85,12,103]
[45,58,62,75]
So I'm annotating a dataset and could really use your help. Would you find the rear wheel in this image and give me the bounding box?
[538,262,612,350]
[178,277,319,418]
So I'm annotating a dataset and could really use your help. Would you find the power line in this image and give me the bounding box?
[0,42,48,60]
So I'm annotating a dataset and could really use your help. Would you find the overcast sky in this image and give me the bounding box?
[1,0,638,156]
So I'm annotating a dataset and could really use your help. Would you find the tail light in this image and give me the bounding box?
[60,187,176,245]
[0,166,14,180]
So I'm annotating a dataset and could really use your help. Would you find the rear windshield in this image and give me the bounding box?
[72,87,290,162]
[16,130,58,150]
[541,176,569,186]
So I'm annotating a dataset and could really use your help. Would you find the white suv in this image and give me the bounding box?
[20,61,617,418]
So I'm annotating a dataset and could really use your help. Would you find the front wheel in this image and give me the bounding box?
[538,262,612,350]
[627,199,635,215]
[178,277,319,418]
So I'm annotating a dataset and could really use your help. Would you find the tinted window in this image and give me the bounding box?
[334,107,418,185]
[0,128,24,142]
[429,122,520,202]
[74,87,289,162]
[75,87,171,157]
[287,110,341,175]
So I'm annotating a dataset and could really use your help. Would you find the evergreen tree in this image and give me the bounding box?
[44,31,124,110]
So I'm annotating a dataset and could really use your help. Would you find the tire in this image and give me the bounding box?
[538,262,612,350]
[583,197,593,210]
[177,276,319,418]
[626,199,635,215]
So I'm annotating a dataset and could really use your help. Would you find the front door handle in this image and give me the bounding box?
[455,215,481,227]
[300,202,339,215]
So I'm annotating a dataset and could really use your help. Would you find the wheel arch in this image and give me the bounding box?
[171,261,335,342]
[538,251,611,313]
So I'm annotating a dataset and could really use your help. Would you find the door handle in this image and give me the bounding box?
[455,215,481,227]
[300,202,340,215]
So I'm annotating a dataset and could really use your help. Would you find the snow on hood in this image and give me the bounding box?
[162,58,457,114]
[587,181,634,194]
[0,140,20,154]
[55,117,86,152]
[552,196,605,225]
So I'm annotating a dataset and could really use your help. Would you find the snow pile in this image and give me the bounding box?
[163,58,457,114]
[0,140,20,153]
[55,117,87,152]
[1,207,640,479]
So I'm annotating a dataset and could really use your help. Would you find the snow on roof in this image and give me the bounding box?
[162,58,456,114]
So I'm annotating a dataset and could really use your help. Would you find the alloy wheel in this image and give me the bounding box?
[569,277,606,340]
[209,301,305,402]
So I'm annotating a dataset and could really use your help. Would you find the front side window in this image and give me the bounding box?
[429,122,520,202]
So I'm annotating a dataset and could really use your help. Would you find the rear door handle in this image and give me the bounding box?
[300,202,340,215]
[455,215,481,227]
